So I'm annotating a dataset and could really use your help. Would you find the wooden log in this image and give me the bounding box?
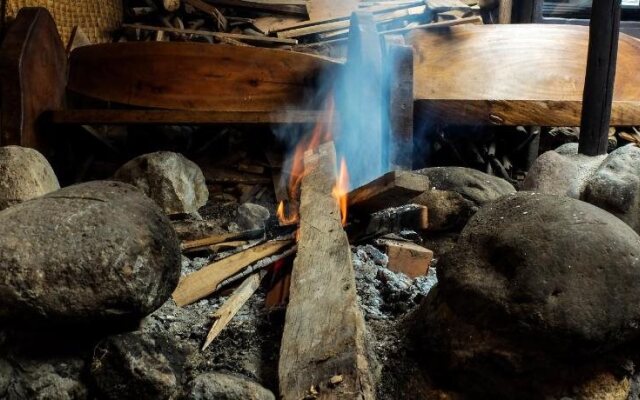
[49,110,329,125]
[347,203,429,242]
[0,8,66,150]
[384,36,414,170]
[183,0,228,31]
[181,229,265,252]
[202,271,265,350]
[410,24,640,127]
[68,42,341,112]
[498,0,513,24]
[348,171,430,214]
[173,239,293,306]
[279,142,374,400]
[578,0,622,156]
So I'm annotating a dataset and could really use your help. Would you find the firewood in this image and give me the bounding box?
[347,204,429,243]
[163,0,181,12]
[348,171,430,214]
[238,163,266,175]
[173,239,293,306]
[210,240,249,252]
[202,271,266,350]
[122,24,299,45]
[205,0,308,16]
[181,229,264,253]
[377,239,433,278]
[279,142,374,400]
[205,168,271,185]
[183,0,228,31]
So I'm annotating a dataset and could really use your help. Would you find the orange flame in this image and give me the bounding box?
[332,158,349,226]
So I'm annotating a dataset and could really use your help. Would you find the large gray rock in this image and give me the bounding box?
[114,152,208,215]
[522,143,606,198]
[0,181,181,324]
[3,357,87,400]
[582,144,640,233]
[0,146,59,211]
[91,331,188,400]
[236,203,270,231]
[412,167,515,231]
[437,192,640,353]
[186,373,275,400]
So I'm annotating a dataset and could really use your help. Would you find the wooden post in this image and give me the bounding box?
[578,0,622,156]
[279,142,374,400]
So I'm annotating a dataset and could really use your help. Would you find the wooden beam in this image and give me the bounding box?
[49,110,328,125]
[279,142,374,400]
[578,0,622,156]
[348,170,430,214]
[172,239,293,306]
[409,24,640,127]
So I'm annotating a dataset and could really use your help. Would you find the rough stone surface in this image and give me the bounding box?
[0,146,59,211]
[114,151,208,215]
[236,203,270,231]
[186,373,275,400]
[91,331,188,400]
[0,181,181,324]
[522,143,606,198]
[2,356,87,400]
[582,144,640,233]
[437,192,640,353]
[412,167,515,231]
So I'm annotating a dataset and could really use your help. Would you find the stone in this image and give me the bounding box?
[437,192,640,354]
[236,203,270,231]
[522,143,606,198]
[91,331,187,400]
[186,373,275,400]
[412,167,515,231]
[114,152,208,215]
[0,146,59,211]
[3,357,87,400]
[0,181,181,324]
[582,144,640,233]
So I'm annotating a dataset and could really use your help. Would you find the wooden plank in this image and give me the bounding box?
[181,229,264,252]
[173,240,293,306]
[49,109,329,125]
[578,0,621,156]
[409,24,640,126]
[68,42,341,112]
[0,7,66,151]
[122,24,298,45]
[279,142,374,400]
[347,204,429,243]
[307,0,359,20]
[385,36,414,170]
[378,239,433,279]
[202,271,264,350]
[348,171,430,214]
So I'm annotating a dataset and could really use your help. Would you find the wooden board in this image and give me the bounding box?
[409,24,640,126]
[307,0,359,21]
[68,42,342,112]
[0,7,66,151]
[279,142,374,400]
[348,170,430,214]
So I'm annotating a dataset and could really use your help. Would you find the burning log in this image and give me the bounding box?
[348,170,430,214]
[172,239,294,306]
[279,141,374,400]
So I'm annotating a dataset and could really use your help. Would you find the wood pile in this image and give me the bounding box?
[120,0,482,48]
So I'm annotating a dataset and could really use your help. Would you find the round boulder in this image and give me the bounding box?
[582,144,640,233]
[186,373,275,400]
[0,181,181,324]
[438,192,640,353]
[114,152,208,215]
[0,146,59,211]
[412,167,515,231]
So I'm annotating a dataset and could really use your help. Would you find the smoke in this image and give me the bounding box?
[273,10,398,192]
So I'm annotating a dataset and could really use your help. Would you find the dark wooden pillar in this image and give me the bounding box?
[578,0,622,156]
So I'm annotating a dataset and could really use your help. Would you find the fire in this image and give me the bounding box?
[332,158,349,226]
[276,96,348,228]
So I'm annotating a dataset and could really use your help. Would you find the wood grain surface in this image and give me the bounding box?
[410,24,640,126]
[68,42,342,112]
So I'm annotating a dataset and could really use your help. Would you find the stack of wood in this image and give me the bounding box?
[119,0,481,48]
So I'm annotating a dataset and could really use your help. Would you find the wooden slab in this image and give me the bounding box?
[279,142,374,400]
[409,24,640,126]
[0,8,66,150]
[68,42,342,112]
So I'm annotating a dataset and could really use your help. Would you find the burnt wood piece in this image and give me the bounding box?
[122,24,298,45]
[578,0,622,156]
[410,24,640,126]
[279,142,374,400]
[348,170,430,214]
[49,110,328,125]
[67,42,341,112]
[347,203,429,243]
[0,7,66,150]
[183,0,227,31]
[385,35,414,170]
[204,0,308,16]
